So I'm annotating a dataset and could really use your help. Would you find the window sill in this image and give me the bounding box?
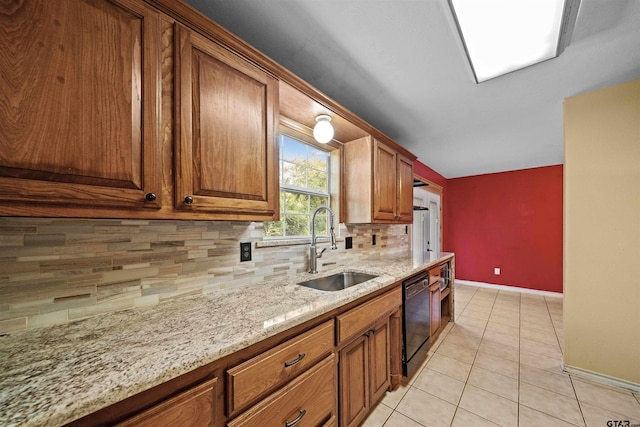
[256,237,344,249]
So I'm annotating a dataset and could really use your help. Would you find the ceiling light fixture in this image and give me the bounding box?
[449,0,580,83]
[313,115,334,143]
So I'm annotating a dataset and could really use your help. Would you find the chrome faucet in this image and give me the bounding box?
[309,205,338,273]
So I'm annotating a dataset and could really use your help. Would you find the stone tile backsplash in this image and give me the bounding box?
[0,217,409,333]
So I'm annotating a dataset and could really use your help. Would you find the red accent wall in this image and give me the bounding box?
[447,165,563,293]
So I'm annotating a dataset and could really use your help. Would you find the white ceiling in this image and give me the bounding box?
[184,0,640,178]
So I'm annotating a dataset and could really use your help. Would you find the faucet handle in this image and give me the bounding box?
[329,226,338,250]
[316,247,327,258]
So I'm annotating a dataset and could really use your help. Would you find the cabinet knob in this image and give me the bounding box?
[145,193,157,202]
[184,196,193,205]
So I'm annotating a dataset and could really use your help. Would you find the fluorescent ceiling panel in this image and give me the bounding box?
[451,0,566,82]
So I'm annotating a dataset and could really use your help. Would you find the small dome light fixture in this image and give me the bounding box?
[313,115,334,144]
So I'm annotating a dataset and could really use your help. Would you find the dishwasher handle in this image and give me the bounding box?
[405,279,429,299]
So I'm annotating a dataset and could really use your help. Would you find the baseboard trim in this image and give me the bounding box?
[563,364,640,394]
[455,279,563,298]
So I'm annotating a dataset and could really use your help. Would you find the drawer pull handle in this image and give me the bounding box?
[285,409,306,427]
[284,353,306,367]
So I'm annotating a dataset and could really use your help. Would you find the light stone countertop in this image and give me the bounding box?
[0,252,453,427]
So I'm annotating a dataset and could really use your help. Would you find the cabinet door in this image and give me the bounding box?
[339,335,369,427]
[396,154,414,223]
[372,139,398,221]
[116,378,217,427]
[369,321,391,404]
[429,283,441,339]
[0,0,162,211]
[175,25,278,218]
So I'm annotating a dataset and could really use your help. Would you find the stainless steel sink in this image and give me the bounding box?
[297,272,378,291]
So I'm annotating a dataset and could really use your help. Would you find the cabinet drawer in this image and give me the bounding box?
[227,320,334,414]
[228,355,336,427]
[336,287,401,345]
[428,265,441,285]
[115,378,217,427]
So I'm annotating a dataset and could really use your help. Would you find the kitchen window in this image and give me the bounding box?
[265,129,341,239]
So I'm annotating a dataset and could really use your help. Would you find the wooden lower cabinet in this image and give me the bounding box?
[228,355,336,427]
[339,318,392,427]
[226,321,334,415]
[428,264,443,342]
[429,283,441,340]
[339,335,369,427]
[369,321,391,405]
[115,378,218,427]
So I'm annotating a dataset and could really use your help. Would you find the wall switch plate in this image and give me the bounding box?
[494,267,500,275]
[345,236,353,249]
[240,242,251,262]
[372,234,376,245]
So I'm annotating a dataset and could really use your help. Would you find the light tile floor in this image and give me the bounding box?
[363,284,640,427]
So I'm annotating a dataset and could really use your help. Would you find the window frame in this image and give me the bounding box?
[263,120,342,241]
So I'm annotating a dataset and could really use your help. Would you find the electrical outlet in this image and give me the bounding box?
[240,242,252,262]
[372,234,376,245]
[494,267,500,275]
[345,236,353,249]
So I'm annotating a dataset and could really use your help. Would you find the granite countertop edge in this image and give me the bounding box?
[0,252,454,427]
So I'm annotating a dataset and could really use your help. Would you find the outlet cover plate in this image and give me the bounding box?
[344,236,353,249]
[240,242,252,262]
[345,236,353,249]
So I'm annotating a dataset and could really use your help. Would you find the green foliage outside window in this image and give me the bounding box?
[264,135,330,238]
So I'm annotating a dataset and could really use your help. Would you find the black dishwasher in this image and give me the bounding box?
[402,271,431,377]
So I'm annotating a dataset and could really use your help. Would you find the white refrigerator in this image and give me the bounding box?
[412,208,430,264]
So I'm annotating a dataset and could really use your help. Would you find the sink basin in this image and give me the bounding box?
[297,272,378,291]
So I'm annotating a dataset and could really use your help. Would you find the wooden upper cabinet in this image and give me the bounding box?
[396,152,414,222]
[174,25,278,218]
[344,136,415,224]
[373,141,398,221]
[0,0,162,211]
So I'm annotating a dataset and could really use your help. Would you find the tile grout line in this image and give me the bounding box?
[447,288,497,427]
[543,295,589,426]
[522,296,586,427]
[445,285,479,427]
[544,296,564,356]
[568,374,588,426]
